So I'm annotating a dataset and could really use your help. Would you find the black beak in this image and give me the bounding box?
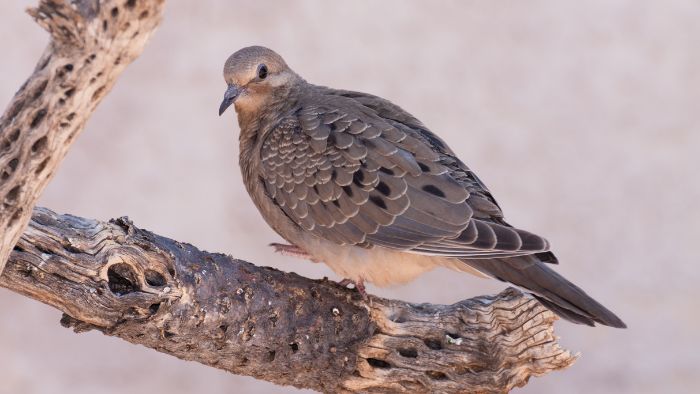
[219,84,240,116]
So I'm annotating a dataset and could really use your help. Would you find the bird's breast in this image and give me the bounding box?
[295,233,443,287]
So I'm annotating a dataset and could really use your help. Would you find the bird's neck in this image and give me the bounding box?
[236,83,302,191]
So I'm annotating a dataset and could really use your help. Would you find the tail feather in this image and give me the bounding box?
[463,255,627,328]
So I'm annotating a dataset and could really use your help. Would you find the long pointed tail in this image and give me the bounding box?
[462,255,627,328]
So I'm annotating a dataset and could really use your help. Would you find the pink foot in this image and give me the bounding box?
[337,278,369,301]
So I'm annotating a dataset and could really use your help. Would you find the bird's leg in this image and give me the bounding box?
[336,278,368,301]
[269,243,319,262]
[336,278,354,288]
[355,279,368,301]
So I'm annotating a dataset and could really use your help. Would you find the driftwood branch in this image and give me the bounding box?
[0,0,165,272]
[1,208,576,393]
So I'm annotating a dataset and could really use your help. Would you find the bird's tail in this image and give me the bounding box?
[462,254,627,328]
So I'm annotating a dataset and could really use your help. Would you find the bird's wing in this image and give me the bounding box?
[259,92,551,258]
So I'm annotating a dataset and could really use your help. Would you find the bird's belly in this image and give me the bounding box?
[296,234,441,287]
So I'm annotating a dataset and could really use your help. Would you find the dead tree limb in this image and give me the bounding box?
[0,0,165,272]
[1,208,576,393]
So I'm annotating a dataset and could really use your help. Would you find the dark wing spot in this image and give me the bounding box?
[353,170,365,185]
[376,181,391,196]
[342,185,354,197]
[418,162,430,172]
[422,184,446,198]
[379,167,395,176]
[369,195,387,210]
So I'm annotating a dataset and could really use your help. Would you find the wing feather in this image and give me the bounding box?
[259,93,551,259]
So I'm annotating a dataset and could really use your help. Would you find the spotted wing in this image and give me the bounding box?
[260,97,550,258]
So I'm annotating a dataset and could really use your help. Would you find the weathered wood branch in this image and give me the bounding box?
[1,208,576,393]
[0,0,165,272]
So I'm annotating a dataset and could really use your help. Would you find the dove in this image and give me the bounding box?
[219,46,626,328]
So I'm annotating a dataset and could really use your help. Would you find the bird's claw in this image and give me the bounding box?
[269,243,319,262]
[337,278,369,301]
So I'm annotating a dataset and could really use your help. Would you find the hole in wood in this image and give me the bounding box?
[8,158,19,172]
[107,263,139,296]
[92,85,106,101]
[148,303,160,314]
[267,350,276,362]
[398,348,418,358]
[367,358,391,369]
[6,185,20,203]
[388,309,407,323]
[424,338,442,350]
[31,136,48,153]
[111,7,119,17]
[30,109,47,128]
[126,0,136,9]
[9,129,20,142]
[426,370,448,380]
[32,80,48,100]
[35,158,49,174]
[144,269,166,287]
[289,342,299,353]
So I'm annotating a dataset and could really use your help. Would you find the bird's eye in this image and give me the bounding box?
[257,64,268,80]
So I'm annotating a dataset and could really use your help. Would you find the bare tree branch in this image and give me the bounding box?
[0,0,165,272]
[1,208,576,393]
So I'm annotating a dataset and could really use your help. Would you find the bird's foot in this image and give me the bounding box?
[337,278,369,301]
[269,243,319,262]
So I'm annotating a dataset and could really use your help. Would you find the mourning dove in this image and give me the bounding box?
[219,46,626,328]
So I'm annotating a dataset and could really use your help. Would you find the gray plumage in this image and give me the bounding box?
[219,46,626,328]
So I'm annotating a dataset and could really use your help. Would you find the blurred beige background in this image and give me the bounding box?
[1,0,698,393]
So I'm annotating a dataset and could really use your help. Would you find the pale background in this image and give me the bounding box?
[1,1,698,393]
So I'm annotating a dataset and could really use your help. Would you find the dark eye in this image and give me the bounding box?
[257,64,268,80]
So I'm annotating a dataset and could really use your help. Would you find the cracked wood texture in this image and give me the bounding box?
[0,0,165,272]
[0,208,576,393]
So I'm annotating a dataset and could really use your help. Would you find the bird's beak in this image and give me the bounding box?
[219,84,240,116]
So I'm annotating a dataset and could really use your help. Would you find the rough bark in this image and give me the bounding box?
[1,208,576,393]
[0,0,165,272]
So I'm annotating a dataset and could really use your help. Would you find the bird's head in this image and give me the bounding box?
[219,46,299,116]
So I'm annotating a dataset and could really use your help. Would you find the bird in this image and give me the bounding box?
[218,45,626,328]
